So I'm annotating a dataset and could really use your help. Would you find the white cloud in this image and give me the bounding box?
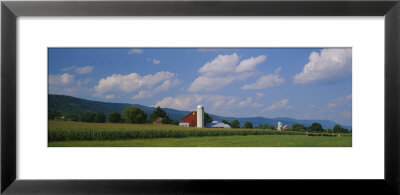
[94,71,179,99]
[48,73,94,97]
[265,99,289,111]
[62,65,94,74]
[198,53,239,76]
[152,59,161,64]
[251,102,264,108]
[327,94,352,108]
[49,73,75,85]
[256,92,265,98]
[132,79,180,100]
[293,48,352,84]
[235,55,267,73]
[188,53,267,92]
[154,94,265,116]
[105,94,115,99]
[242,68,285,90]
[128,49,143,54]
[61,65,77,72]
[188,76,236,92]
[75,66,94,74]
[237,97,264,108]
[154,94,240,111]
[238,97,253,107]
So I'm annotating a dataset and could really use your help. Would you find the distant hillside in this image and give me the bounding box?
[48,94,351,129]
[48,94,190,120]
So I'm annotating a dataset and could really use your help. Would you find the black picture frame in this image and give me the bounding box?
[1,1,399,194]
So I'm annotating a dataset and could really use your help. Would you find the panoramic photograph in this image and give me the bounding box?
[48,48,352,147]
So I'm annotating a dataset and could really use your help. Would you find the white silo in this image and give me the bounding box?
[277,122,282,131]
[197,105,204,128]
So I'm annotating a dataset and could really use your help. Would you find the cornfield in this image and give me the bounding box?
[48,121,305,142]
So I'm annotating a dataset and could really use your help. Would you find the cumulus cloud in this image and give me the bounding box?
[49,73,75,85]
[188,76,236,92]
[293,48,352,84]
[132,79,180,100]
[105,94,115,99]
[235,55,267,73]
[154,94,264,116]
[188,53,267,92]
[75,66,94,74]
[128,49,143,54]
[94,71,179,99]
[242,68,285,90]
[48,73,94,96]
[256,92,265,98]
[62,65,94,74]
[61,65,77,72]
[238,97,264,108]
[152,59,161,64]
[154,94,241,111]
[265,99,289,111]
[327,94,352,108]
[238,97,253,107]
[198,53,239,76]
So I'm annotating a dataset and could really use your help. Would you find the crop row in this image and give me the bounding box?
[48,121,305,141]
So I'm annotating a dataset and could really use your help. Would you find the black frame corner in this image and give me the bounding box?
[1,1,400,194]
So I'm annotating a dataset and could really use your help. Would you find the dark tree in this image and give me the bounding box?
[64,113,80,122]
[94,112,106,123]
[256,124,264,129]
[333,125,350,133]
[108,111,121,123]
[221,120,229,124]
[269,124,276,130]
[230,120,240,128]
[48,110,63,120]
[122,106,147,124]
[204,112,213,124]
[81,112,96,123]
[309,122,324,132]
[149,106,170,124]
[292,123,307,132]
[172,119,180,125]
[244,121,253,129]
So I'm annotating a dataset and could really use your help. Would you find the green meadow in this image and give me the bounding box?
[48,121,352,147]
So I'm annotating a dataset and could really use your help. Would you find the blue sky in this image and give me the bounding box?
[48,48,352,125]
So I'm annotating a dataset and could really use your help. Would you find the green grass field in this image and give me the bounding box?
[48,121,352,147]
[49,135,352,147]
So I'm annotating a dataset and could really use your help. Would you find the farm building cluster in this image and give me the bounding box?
[179,105,231,128]
[277,122,291,131]
[176,105,291,130]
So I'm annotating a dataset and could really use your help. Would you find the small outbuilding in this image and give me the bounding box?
[205,121,231,128]
[283,125,291,130]
[179,122,189,127]
[153,117,163,124]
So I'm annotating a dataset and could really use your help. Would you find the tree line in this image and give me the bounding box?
[219,119,351,133]
[49,107,351,133]
[289,123,351,133]
[49,106,180,125]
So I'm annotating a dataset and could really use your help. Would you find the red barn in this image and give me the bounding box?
[182,111,197,127]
